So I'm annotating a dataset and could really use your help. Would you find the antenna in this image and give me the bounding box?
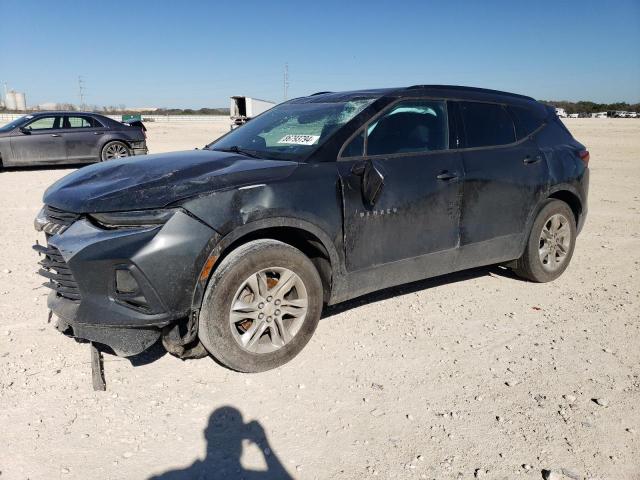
[78,76,85,109]
[283,63,289,101]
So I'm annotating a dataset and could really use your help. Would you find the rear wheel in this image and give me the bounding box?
[512,199,576,282]
[198,239,324,372]
[101,141,130,161]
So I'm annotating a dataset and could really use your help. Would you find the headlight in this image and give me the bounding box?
[89,209,177,228]
[34,206,47,232]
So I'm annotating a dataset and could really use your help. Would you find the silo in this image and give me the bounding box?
[14,92,26,111]
[5,91,17,110]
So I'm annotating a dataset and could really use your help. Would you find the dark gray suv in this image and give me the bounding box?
[0,111,147,167]
[34,85,589,377]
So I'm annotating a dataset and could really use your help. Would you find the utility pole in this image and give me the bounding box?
[283,63,289,101]
[78,76,85,109]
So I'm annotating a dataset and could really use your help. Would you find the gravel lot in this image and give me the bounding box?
[0,119,638,480]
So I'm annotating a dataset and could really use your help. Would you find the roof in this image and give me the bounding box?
[27,111,110,116]
[299,85,536,105]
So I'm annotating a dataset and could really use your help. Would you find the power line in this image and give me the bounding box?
[78,76,85,108]
[283,63,289,101]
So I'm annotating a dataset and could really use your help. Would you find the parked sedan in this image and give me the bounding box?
[0,112,147,167]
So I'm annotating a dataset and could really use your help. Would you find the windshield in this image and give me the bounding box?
[208,99,375,160]
[0,115,31,133]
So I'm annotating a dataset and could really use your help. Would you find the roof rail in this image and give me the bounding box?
[405,85,534,101]
[310,91,333,96]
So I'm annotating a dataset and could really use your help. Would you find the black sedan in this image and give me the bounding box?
[0,112,147,167]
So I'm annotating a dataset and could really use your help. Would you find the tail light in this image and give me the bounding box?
[579,149,590,166]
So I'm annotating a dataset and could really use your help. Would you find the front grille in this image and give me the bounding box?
[33,243,81,301]
[45,205,80,229]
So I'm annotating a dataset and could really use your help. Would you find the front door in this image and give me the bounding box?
[337,99,464,272]
[10,115,66,164]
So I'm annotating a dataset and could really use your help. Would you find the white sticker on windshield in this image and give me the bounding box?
[277,134,320,146]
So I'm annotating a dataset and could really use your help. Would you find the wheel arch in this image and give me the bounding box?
[547,188,583,226]
[191,218,341,311]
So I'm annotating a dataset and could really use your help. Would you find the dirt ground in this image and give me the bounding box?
[0,119,638,480]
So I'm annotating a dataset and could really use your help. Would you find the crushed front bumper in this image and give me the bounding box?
[34,209,217,356]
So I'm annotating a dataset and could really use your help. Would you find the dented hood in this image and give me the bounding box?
[43,149,299,213]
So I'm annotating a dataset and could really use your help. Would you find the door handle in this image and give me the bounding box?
[50,134,61,137]
[93,132,103,135]
[523,155,542,165]
[436,171,458,181]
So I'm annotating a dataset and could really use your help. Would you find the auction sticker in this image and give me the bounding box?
[277,134,320,145]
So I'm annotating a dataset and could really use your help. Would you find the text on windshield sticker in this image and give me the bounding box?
[277,134,320,146]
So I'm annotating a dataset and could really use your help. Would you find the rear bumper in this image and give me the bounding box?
[36,210,218,356]
[131,146,148,156]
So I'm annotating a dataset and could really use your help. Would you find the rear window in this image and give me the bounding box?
[66,116,102,128]
[459,102,515,148]
[509,106,543,139]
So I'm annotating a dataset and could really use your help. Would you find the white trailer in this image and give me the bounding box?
[230,96,275,129]
[555,108,567,118]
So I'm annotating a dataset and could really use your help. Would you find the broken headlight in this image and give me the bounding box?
[89,209,177,229]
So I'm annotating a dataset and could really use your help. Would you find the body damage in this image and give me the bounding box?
[44,149,299,212]
[35,85,589,367]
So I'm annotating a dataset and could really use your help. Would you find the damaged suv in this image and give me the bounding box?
[35,85,589,374]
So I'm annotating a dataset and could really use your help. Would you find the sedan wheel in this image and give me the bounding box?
[101,141,130,161]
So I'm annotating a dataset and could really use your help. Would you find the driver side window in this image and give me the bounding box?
[341,99,448,158]
[25,116,61,130]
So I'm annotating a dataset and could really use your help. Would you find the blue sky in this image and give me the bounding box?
[2,0,639,108]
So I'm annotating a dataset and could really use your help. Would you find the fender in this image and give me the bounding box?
[517,182,585,255]
[190,216,343,312]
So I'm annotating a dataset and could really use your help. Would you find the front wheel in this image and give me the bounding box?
[101,141,130,161]
[198,239,324,372]
[512,199,577,282]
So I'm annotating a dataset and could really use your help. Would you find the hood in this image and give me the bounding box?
[43,149,299,213]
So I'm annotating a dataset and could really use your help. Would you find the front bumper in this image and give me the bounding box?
[35,210,217,356]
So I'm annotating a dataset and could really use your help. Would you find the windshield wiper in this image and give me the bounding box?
[215,145,262,159]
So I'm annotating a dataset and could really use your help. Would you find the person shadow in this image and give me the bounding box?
[148,406,293,480]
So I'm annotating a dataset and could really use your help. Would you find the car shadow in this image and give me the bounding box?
[322,264,523,320]
[147,406,293,480]
[0,163,86,172]
[127,340,168,366]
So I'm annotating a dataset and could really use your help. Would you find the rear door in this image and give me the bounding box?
[338,98,464,272]
[9,115,66,164]
[62,115,105,162]
[455,101,548,265]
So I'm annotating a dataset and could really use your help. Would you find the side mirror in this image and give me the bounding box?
[19,126,30,134]
[351,160,384,207]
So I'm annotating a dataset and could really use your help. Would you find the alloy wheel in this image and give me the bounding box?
[538,213,571,272]
[229,267,308,354]
[103,143,129,160]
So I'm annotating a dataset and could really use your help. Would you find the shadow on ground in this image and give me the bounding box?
[322,264,522,320]
[0,164,83,172]
[148,406,292,480]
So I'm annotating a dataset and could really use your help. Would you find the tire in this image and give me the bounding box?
[101,141,130,161]
[198,239,324,372]
[512,199,577,282]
